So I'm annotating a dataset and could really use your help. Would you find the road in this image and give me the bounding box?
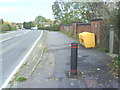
[0,30,42,87]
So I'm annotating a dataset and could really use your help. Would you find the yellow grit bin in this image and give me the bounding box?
[78,32,95,48]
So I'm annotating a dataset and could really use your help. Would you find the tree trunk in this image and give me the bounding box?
[118,31,120,55]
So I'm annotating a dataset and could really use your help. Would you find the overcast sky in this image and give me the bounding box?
[0,0,118,23]
[0,0,55,23]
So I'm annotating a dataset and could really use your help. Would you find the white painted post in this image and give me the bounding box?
[109,30,114,54]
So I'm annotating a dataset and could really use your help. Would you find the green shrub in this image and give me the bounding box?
[98,47,109,52]
[0,25,2,33]
[11,25,17,31]
[2,24,11,31]
[59,30,79,41]
[0,25,2,29]
[38,25,60,31]
[16,76,27,82]
[114,56,120,68]
[38,27,50,30]
[107,55,120,77]
[50,25,60,31]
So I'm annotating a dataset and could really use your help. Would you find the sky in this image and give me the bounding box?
[0,0,118,23]
[0,0,55,23]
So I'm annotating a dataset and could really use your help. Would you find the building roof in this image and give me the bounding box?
[60,24,71,26]
[43,22,50,25]
[90,18,103,22]
[77,23,91,25]
[72,21,82,23]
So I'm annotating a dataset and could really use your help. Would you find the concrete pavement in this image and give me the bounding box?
[10,31,119,88]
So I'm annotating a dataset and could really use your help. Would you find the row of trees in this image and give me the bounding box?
[35,16,60,30]
[23,15,53,29]
[52,1,112,24]
[110,2,120,55]
[52,1,119,31]
[23,21,35,29]
[0,19,22,32]
[23,15,54,30]
[35,16,52,26]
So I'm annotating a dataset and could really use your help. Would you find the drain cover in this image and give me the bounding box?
[84,78,98,88]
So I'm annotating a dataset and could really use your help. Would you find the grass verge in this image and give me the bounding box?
[2,30,7,33]
[97,47,109,53]
[59,30,79,42]
[9,62,27,86]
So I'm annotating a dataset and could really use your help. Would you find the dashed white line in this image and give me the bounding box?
[0,31,43,89]
[24,32,27,34]
[0,31,28,43]
[0,37,12,43]
[16,34,22,37]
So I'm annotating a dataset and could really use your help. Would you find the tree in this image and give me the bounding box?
[23,22,26,28]
[37,23,44,28]
[25,22,31,29]
[2,24,11,31]
[11,25,17,30]
[0,19,4,25]
[23,21,35,29]
[52,1,109,24]
[17,23,22,29]
[23,22,29,29]
[35,16,46,25]
[45,19,52,26]
[3,21,10,25]
[109,2,120,55]
[118,3,120,55]
[30,21,35,27]
[2,21,11,31]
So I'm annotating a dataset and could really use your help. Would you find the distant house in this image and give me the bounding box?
[55,22,61,25]
[43,22,50,27]
[11,22,16,25]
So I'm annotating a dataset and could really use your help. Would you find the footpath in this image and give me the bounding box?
[10,31,119,88]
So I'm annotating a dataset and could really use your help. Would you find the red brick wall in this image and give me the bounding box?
[77,24,91,34]
[91,20,102,47]
[91,21,101,34]
[72,23,77,36]
[60,24,64,31]
[59,19,111,49]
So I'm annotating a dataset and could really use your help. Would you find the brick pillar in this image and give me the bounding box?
[72,23,77,36]
[72,22,82,36]
[90,19,103,47]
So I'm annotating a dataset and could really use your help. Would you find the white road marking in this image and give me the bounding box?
[24,32,28,34]
[0,31,43,89]
[0,37,12,43]
[0,31,30,43]
[15,34,22,37]
[39,44,42,47]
